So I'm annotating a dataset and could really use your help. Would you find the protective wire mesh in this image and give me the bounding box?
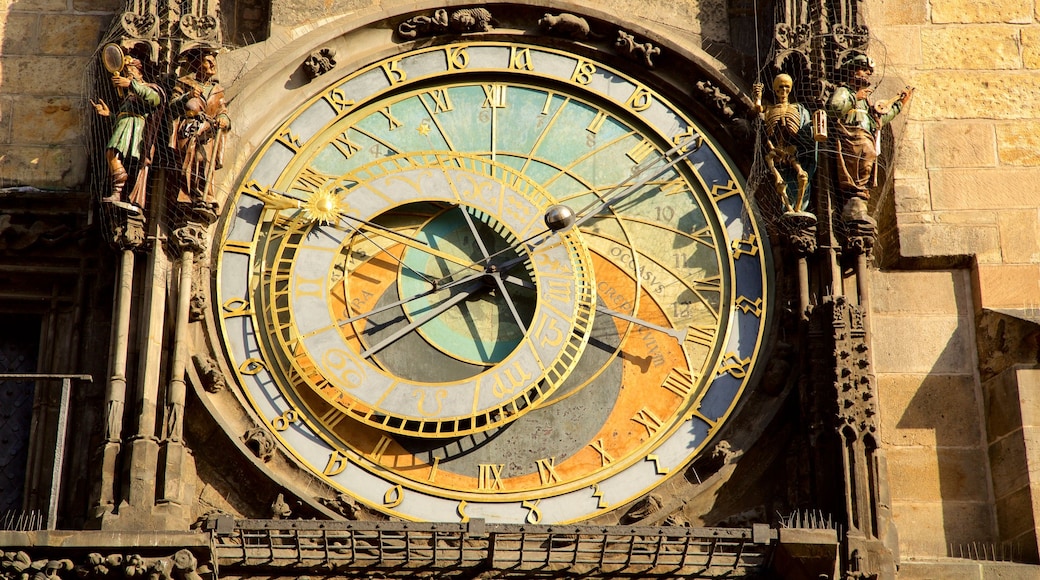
[84,12,235,236]
[746,10,913,261]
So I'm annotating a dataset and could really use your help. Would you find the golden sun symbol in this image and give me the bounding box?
[302,187,341,225]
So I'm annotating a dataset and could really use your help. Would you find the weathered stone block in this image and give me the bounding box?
[897,221,1001,263]
[0,145,88,188]
[872,270,967,315]
[995,485,1037,539]
[872,314,974,374]
[894,120,927,178]
[892,501,997,558]
[1025,27,1040,69]
[925,122,998,168]
[922,26,1022,69]
[878,374,982,448]
[10,96,84,144]
[931,0,1033,23]
[931,168,1040,210]
[0,12,39,56]
[911,71,1040,121]
[996,121,1040,166]
[39,14,107,57]
[893,178,932,213]
[975,264,1040,310]
[997,209,1040,263]
[871,26,923,67]
[984,367,1026,441]
[989,431,1030,499]
[889,447,991,501]
[72,0,123,11]
[896,560,981,580]
[865,0,928,25]
[0,56,91,96]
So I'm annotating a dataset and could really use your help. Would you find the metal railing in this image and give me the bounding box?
[0,373,92,530]
[208,518,776,577]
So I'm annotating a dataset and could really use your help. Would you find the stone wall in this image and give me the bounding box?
[868,0,1040,312]
[0,0,120,189]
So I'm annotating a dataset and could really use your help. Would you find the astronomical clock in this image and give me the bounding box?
[211,40,771,524]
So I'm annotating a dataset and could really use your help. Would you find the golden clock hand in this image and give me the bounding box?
[595,305,687,343]
[488,269,528,332]
[339,270,484,327]
[429,136,702,286]
[360,280,485,359]
[339,212,483,272]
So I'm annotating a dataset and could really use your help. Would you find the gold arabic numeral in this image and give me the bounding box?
[382,59,407,84]
[571,59,597,85]
[332,132,361,159]
[535,457,561,486]
[736,295,764,317]
[626,139,655,164]
[380,106,403,131]
[522,500,542,524]
[589,438,615,467]
[383,485,404,508]
[482,84,507,109]
[426,88,454,113]
[671,127,703,153]
[221,297,252,318]
[324,450,349,476]
[457,500,469,523]
[238,358,267,376]
[275,126,302,151]
[270,409,299,431]
[509,46,535,71]
[718,353,752,379]
[325,88,355,113]
[732,235,760,259]
[662,367,697,399]
[591,484,608,509]
[646,454,669,475]
[321,349,363,389]
[428,456,442,483]
[446,46,469,70]
[490,362,532,400]
[477,463,505,491]
[370,435,393,464]
[631,407,664,437]
[533,315,564,348]
[319,406,348,430]
[625,86,653,112]
[684,325,715,349]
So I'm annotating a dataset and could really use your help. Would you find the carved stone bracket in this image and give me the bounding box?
[694,80,736,119]
[538,13,594,40]
[397,8,493,40]
[192,354,226,393]
[172,223,208,256]
[104,207,148,251]
[780,211,819,256]
[0,548,211,580]
[242,426,276,463]
[614,30,661,68]
[304,47,338,80]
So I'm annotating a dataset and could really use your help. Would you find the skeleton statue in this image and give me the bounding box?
[754,73,822,213]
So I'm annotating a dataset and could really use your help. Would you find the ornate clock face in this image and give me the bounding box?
[215,42,770,523]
